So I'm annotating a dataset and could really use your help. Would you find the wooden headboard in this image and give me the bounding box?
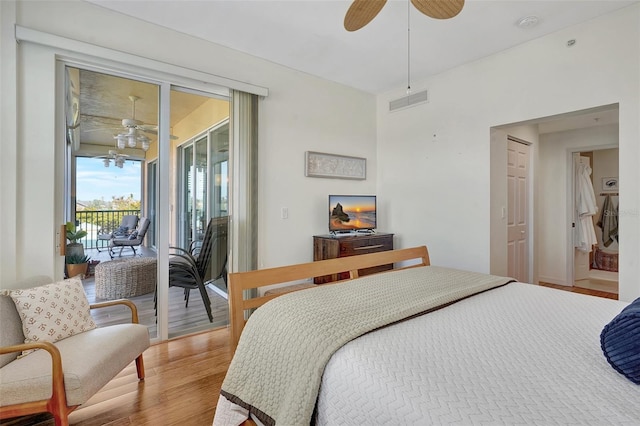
[227,245,430,348]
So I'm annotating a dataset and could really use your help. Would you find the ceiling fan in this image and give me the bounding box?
[344,0,464,31]
[113,95,157,151]
[84,95,177,151]
[96,149,129,169]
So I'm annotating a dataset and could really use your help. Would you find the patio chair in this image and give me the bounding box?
[167,216,228,323]
[109,217,150,259]
[96,215,139,252]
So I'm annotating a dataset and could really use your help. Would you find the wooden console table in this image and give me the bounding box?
[313,233,394,283]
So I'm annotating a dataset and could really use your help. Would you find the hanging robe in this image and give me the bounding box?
[575,162,598,252]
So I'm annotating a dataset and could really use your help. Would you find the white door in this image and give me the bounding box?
[507,139,530,282]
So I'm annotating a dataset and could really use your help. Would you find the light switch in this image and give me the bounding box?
[281,207,289,219]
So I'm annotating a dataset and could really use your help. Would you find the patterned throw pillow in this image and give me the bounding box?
[10,277,97,356]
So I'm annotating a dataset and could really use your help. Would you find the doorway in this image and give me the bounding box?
[572,148,619,295]
[490,103,620,296]
[65,65,232,340]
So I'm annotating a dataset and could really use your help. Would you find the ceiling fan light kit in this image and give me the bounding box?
[112,95,154,152]
[102,150,128,169]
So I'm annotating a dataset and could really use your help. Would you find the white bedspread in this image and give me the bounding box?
[216,266,512,426]
[316,282,639,425]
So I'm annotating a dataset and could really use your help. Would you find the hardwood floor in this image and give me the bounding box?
[538,281,618,300]
[0,281,616,425]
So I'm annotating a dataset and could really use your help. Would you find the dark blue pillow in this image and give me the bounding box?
[113,225,129,236]
[601,297,640,384]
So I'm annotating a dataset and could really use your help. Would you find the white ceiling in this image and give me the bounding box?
[86,0,638,94]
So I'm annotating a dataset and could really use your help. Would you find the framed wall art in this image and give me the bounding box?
[304,151,366,180]
[602,177,619,191]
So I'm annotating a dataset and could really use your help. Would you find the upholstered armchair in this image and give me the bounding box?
[109,217,150,258]
[0,276,150,426]
[96,215,139,252]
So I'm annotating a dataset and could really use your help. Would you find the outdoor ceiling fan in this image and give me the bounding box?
[113,95,157,152]
[344,0,464,31]
[96,149,129,169]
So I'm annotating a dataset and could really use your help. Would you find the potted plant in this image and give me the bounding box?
[65,254,91,278]
[65,221,87,258]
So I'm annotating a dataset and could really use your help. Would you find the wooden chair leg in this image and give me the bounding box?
[53,413,70,426]
[135,354,145,380]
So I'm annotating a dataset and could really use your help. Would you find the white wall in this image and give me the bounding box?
[0,0,376,285]
[377,5,640,301]
[2,1,639,302]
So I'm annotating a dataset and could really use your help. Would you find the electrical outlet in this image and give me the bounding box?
[281,207,289,219]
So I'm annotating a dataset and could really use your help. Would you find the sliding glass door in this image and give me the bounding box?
[62,60,253,342]
[179,136,209,248]
[170,85,230,337]
[178,121,229,249]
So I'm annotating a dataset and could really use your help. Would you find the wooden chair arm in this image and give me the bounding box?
[90,299,140,324]
[0,340,60,359]
[0,341,69,416]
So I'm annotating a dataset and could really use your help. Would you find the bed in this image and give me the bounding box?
[213,246,640,426]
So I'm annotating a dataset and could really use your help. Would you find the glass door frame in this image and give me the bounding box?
[147,159,158,249]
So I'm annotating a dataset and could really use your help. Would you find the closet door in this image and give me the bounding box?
[507,139,530,283]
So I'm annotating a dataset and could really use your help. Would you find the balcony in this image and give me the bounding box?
[74,209,141,250]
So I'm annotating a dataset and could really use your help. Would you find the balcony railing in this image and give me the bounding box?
[74,210,141,250]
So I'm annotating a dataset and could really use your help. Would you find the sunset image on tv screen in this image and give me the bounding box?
[329,195,376,230]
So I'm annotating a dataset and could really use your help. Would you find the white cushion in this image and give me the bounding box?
[9,277,96,356]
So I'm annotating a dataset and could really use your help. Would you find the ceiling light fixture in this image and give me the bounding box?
[517,15,539,29]
[101,150,129,169]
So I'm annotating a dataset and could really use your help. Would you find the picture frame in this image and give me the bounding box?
[602,177,619,191]
[305,151,366,180]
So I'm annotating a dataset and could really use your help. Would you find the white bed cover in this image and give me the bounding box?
[315,282,639,425]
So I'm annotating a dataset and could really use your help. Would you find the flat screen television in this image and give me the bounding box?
[329,194,377,232]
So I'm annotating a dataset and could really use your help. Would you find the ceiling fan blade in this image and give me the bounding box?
[411,0,464,20]
[344,0,387,32]
[137,124,158,131]
[138,127,179,140]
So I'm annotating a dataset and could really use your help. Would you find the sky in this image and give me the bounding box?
[76,157,141,202]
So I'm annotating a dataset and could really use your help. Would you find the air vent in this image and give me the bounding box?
[389,89,428,112]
